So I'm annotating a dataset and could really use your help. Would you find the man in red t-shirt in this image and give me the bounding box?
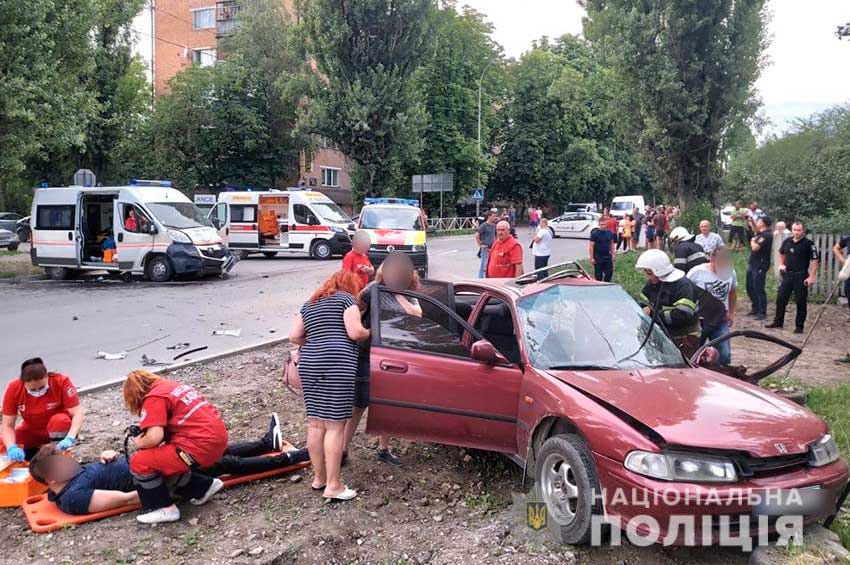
[2,358,83,461]
[487,221,524,278]
[341,231,374,287]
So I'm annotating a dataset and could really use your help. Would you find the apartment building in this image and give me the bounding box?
[151,0,353,207]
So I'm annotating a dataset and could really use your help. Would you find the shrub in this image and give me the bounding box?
[677,200,715,233]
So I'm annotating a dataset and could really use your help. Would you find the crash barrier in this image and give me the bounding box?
[427,217,479,232]
[21,443,309,533]
[809,233,847,300]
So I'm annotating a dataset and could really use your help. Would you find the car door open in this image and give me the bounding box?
[366,285,523,454]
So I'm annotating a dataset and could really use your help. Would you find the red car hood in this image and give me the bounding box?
[546,367,826,458]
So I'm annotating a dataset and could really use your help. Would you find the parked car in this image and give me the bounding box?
[563,202,599,214]
[0,228,20,251]
[549,212,601,239]
[0,212,23,233]
[16,216,30,243]
[287,262,849,545]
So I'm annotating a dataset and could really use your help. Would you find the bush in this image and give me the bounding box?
[677,200,715,234]
[802,210,850,235]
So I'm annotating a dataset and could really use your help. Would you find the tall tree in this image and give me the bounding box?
[582,0,769,207]
[300,0,433,198]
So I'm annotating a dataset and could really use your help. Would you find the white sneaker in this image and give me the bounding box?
[137,505,180,524]
[191,478,224,506]
[268,412,282,452]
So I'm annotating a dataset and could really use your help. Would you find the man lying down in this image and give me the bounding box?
[27,414,308,515]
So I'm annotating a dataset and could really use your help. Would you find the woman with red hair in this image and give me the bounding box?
[289,270,369,501]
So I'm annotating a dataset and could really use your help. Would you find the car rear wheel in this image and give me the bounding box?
[146,255,173,283]
[534,434,605,545]
[311,240,332,260]
[262,251,278,259]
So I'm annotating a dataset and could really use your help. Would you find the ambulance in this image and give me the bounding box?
[357,198,430,278]
[30,180,235,282]
[210,189,354,259]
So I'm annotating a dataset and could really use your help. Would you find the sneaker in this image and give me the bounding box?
[137,504,180,524]
[764,322,783,329]
[377,448,402,467]
[190,478,224,506]
[794,327,804,334]
[265,413,282,452]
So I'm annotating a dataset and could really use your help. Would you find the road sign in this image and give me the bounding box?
[472,188,484,201]
[73,169,96,187]
[411,173,453,193]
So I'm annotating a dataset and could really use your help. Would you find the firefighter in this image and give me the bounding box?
[669,227,709,273]
[122,370,229,524]
[636,249,702,358]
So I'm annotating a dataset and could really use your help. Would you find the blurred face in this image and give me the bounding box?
[792,223,805,240]
[382,262,412,290]
[128,209,135,218]
[352,232,370,253]
[496,221,510,241]
[699,221,710,235]
[711,250,733,275]
[44,455,81,484]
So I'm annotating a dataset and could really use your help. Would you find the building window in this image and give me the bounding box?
[321,167,340,188]
[192,48,216,67]
[192,8,216,29]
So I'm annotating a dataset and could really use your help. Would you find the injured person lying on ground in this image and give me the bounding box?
[27,414,308,516]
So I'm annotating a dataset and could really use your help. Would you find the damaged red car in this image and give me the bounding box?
[288,263,849,545]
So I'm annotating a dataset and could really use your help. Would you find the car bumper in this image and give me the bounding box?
[328,233,352,255]
[367,249,428,277]
[167,243,234,276]
[594,453,850,545]
[1,236,20,249]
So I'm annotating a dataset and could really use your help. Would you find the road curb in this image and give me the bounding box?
[77,336,290,396]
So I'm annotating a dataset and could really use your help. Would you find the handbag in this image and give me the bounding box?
[283,348,301,395]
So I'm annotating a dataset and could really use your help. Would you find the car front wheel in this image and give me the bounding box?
[146,255,173,282]
[311,240,332,260]
[534,433,605,545]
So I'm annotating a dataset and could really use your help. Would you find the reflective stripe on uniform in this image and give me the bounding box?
[177,401,209,425]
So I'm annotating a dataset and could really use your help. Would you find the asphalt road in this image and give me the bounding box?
[1,233,588,390]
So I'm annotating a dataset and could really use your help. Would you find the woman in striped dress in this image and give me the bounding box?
[288,270,369,501]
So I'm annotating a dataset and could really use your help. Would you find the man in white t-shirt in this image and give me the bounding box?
[532,217,553,280]
[687,247,737,365]
[694,219,725,255]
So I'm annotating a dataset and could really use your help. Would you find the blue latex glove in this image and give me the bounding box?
[57,436,76,451]
[5,445,25,462]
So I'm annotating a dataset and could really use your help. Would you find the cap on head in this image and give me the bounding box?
[760,215,773,228]
[635,249,683,282]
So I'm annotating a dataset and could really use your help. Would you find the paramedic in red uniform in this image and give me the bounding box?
[124,208,138,232]
[122,370,228,524]
[1,358,83,462]
[341,231,374,287]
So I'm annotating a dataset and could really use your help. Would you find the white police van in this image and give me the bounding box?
[30,180,235,282]
[210,189,354,259]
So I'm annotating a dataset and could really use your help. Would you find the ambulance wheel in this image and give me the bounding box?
[237,250,250,260]
[45,267,76,281]
[311,240,332,260]
[146,255,173,283]
[262,251,278,259]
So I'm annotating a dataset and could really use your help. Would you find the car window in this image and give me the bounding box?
[378,289,469,358]
[36,205,75,230]
[473,297,522,365]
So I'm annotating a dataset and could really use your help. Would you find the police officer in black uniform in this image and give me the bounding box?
[766,221,819,333]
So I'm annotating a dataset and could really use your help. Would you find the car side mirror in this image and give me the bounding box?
[211,218,221,229]
[307,215,319,226]
[471,339,508,365]
[147,224,158,235]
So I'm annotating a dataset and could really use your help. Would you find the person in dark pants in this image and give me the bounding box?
[532,218,553,279]
[766,222,819,333]
[833,235,850,319]
[589,216,616,282]
[746,216,773,320]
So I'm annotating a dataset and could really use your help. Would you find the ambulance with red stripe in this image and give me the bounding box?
[210,189,354,260]
[357,198,430,279]
[30,180,235,282]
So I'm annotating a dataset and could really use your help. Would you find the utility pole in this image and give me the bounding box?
[476,60,493,218]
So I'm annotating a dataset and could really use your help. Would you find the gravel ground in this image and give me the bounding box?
[0,345,839,565]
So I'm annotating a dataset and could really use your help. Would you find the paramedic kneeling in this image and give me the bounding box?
[2,358,83,461]
[123,370,228,524]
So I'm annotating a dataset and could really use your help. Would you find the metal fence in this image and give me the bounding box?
[810,233,847,300]
[428,217,478,232]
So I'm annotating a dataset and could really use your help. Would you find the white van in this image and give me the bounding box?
[610,195,646,218]
[30,180,235,282]
[210,189,354,260]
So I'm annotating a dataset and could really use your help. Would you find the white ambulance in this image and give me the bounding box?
[30,180,235,282]
[210,189,354,259]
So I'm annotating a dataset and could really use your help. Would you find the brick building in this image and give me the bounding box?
[151,0,353,209]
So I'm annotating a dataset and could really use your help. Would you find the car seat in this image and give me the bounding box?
[477,302,521,364]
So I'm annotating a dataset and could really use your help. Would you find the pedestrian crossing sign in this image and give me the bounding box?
[472,188,484,201]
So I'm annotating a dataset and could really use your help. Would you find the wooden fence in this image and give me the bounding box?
[810,233,847,301]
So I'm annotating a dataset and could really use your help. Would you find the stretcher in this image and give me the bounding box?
[21,442,310,533]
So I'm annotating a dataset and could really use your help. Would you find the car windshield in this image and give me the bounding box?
[611,201,634,211]
[312,201,351,223]
[360,207,421,230]
[516,285,686,370]
[146,202,213,229]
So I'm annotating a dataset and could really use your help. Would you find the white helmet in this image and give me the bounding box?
[635,249,683,282]
[668,226,693,244]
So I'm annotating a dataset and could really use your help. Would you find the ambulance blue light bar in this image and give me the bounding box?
[364,197,419,207]
[130,179,173,187]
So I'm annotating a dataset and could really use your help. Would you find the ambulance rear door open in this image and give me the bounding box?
[258,194,290,249]
[31,189,81,268]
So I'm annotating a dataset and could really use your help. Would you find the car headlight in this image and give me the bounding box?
[329,225,345,234]
[167,229,192,244]
[808,434,840,467]
[412,244,426,252]
[625,450,738,483]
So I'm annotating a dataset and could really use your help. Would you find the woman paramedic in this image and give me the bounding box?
[2,358,84,461]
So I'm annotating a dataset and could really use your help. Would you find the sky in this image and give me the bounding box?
[461,0,850,137]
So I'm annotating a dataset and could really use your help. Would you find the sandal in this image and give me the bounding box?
[311,483,326,491]
[323,486,357,501]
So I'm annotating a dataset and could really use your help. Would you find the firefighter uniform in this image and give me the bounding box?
[640,277,702,358]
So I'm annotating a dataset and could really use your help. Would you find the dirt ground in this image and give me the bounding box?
[731,298,850,387]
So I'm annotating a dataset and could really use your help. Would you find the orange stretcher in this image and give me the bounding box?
[21,443,310,533]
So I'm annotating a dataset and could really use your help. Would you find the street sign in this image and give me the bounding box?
[73,169,96,187]
[411,173,453,193]
[472,188,484,201]
[194,194,216,205]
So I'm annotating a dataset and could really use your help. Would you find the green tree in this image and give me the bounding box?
[300,0,433,198]
[582,0,769,207]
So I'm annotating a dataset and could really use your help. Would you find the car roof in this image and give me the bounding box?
[453,275,611,300]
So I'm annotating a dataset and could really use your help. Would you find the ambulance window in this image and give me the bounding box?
[36,205,75,230]
[122,204,149,233]
[231,205,256,223]
[293,204,317,225]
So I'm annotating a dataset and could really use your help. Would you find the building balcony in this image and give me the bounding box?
[216,1,241,37]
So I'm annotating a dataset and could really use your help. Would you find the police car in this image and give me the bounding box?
[357,198,429,278]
